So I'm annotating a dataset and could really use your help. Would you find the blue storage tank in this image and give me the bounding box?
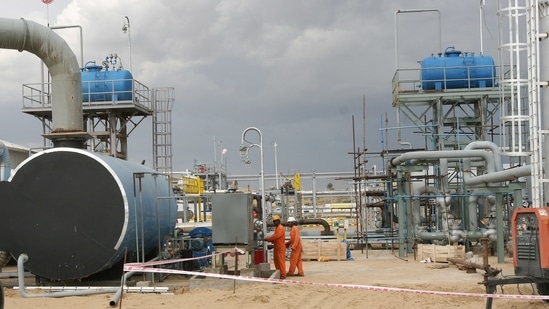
[2,147,177,281]
[421,47,496,90]
[81,63,133,102]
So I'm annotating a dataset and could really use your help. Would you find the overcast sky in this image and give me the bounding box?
[0,0,500,190]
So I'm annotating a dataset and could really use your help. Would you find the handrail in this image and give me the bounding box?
[22,78,152,111]
[392,63,503,94]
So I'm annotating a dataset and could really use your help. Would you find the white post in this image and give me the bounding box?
[274,142,279,190]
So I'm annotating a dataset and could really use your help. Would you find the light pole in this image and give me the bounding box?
[221,148,227,189]
[274,142,279,191]
[240,127,267,263]
[213,136,219,191]
[213,137,223,190]
[122,16,133,73]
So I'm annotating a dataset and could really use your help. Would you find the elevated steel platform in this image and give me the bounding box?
[21,79,153,160]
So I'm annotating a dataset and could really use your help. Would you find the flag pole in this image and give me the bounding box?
[42,0,54,27]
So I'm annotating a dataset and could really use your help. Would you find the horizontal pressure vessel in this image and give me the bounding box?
[4,147,176,281]
[421,47,496,90]
[81,64,133,102]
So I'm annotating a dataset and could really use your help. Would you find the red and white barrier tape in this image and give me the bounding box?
[123,249,549,301]
[125,248,244,267]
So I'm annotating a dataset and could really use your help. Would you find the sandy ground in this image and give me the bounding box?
[1,248,548,309]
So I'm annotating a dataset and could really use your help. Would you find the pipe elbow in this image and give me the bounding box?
[449,229,463,242]
[484,229,497,242]
[300,218,333,235]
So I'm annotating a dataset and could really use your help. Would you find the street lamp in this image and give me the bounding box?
[240,127,267,263]
[221,148,227,189]
[274,142,279,190]
[122,16,133,73]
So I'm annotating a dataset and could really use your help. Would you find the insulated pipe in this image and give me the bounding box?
[463,141,502,172]
[0,141,10,181]
[390,148,524,187]
[440,158,449,193]
[484,227,497,242]
[464,165,531,186]
[390,149,495,171]
[462,141,500,186]
[420,229,486,242]
[412,186,448,232]
[418,231,446,241]
[17,254,118,298]
[460,141,530,186]
[0,18,85,146]
[486,195,496,218]
[468,194,479,231]
[449,229,465,243]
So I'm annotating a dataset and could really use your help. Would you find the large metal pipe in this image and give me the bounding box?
[463,141,502,171]
[468,194,479,232]
[460,141,530,186]
[419,230,487,242]
[390,145,530,186]
[271,218,333,235]
[412,186,450,233]
[464,165,531,186]
[390,149,496,172]
[299,218,333,235]
[0,18,86,147]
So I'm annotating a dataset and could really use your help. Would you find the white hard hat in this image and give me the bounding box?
[287,217,297,223]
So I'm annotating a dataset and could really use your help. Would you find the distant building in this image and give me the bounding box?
[0,139,36,180]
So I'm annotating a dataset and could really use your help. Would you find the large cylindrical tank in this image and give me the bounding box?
[4,147,177,281]
[421,47,496,90]
[81,64,133,102]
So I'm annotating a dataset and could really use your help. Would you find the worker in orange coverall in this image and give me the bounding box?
[264,214,287,279]
[286,217,304,276]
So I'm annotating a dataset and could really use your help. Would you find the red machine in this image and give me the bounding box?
[484,207,549,308]
[512,208,549,276]
[510,208,549,296]
[486,207,549,307]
